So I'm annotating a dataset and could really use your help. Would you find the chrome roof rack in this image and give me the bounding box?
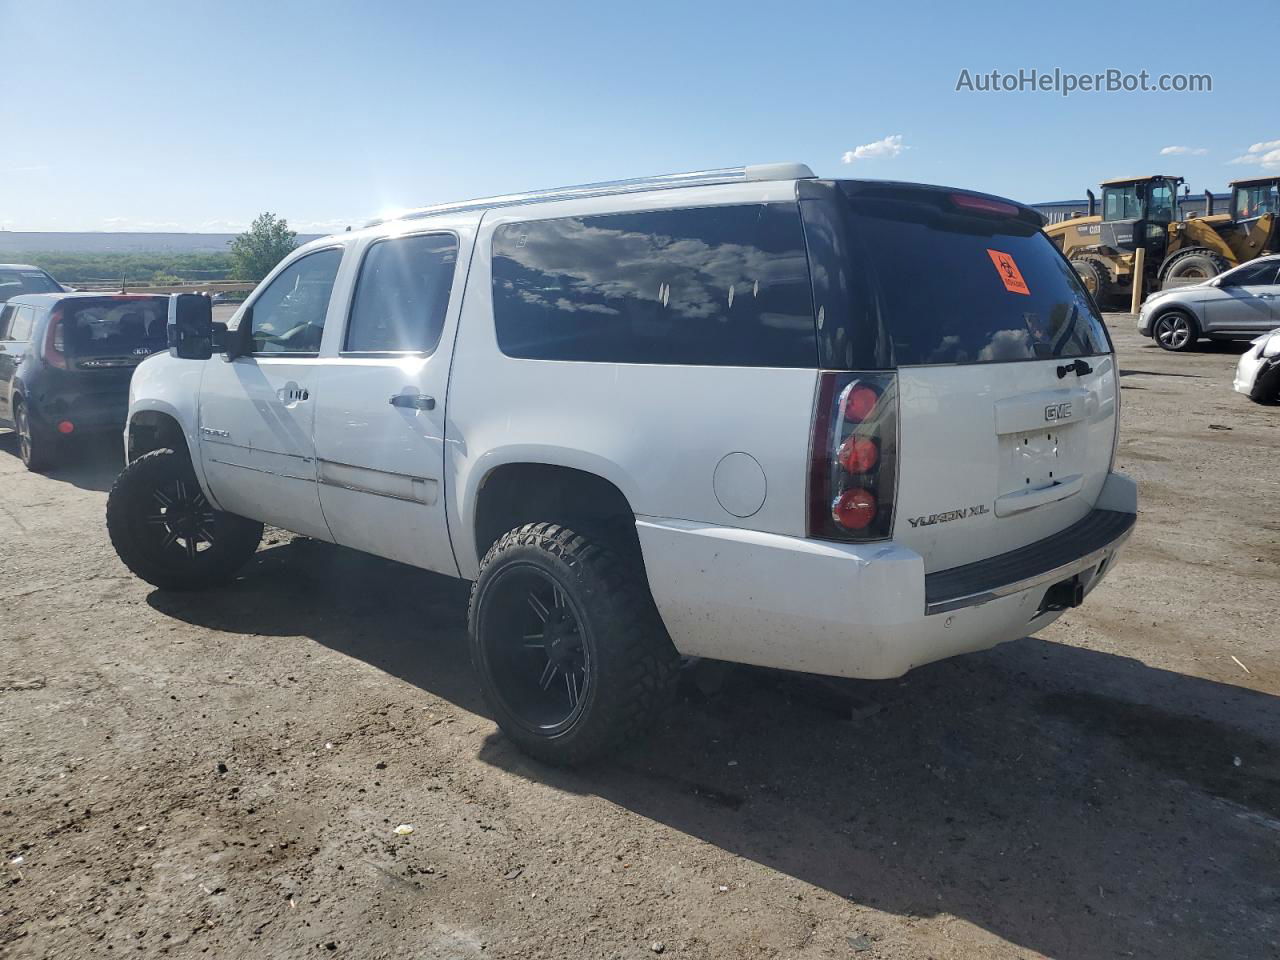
[366,162,816,227]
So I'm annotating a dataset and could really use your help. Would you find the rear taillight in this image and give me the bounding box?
[808,371,898,541]
[43,308,67,369]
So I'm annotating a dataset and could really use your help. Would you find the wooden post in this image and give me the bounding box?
[1130,247,1146,314]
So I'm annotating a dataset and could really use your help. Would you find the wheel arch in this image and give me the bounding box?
[127,407,191,462]
[125,397,217,506]
[463,452,644,581]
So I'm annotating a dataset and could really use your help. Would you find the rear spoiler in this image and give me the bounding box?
[803,179,1046,229]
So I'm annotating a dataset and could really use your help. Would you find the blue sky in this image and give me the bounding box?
[3,0,1277,233]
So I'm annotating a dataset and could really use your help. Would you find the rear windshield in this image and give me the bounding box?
[65,298,168,359]
[0,268,61,303]
[802,185,1111,368]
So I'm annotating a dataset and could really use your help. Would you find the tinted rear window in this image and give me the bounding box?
[491,203,816,367]
[65,298,168,359]
[0,268,60,302]
[802,184,1110,368]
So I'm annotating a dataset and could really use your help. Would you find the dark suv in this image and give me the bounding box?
[0,293,169,470]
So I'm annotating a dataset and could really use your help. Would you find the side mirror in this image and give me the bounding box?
[167,293,215,360]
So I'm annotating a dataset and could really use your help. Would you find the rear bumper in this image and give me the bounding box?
[925,508,1134,614]
[27,387,128,434]
[637,472,1136,680]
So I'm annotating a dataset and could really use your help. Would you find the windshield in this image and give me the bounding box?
[64,298,168,360]
[1233,184,1280,219]
[802,185,1111,368]
[0,268,61,303]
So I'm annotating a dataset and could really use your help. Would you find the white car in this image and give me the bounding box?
[105,163,1136,765]
[1234,327,1280,403]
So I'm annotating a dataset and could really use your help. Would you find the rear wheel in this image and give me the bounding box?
[13,398,58,472]
[1070,258,1111,305]
[1161,249,1230,285]
[1152,309,1199,352]
[469,522,679,766]
[107,448,263,590]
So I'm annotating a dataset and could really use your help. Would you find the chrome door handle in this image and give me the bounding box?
[390,394,435,410]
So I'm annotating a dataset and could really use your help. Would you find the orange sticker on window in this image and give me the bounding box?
[986,249,1030,295]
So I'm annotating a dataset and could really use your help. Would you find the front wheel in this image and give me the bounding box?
[469,523,679,766]
[1152,310,1199,352]
[1070,258,1111,305]
[106,448,263,590]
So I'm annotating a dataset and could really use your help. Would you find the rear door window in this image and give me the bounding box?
[8,306,35,342]
[65,299,169,360]
[802,184,1110,368]
[491,203,816,366]
[345,233,457,354]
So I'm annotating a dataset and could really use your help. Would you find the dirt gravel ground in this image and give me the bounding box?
[1,317,1277,960]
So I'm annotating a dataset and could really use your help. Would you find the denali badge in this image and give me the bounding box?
[1044,401,1073,422]
[906,504,990,528]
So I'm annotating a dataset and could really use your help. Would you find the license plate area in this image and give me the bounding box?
[994,423,1084,516]
[1005,426,1067,489]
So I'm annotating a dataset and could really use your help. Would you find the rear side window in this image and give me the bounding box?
[8,305,35,341]
[345,233,457,353]
[802,184,1110,368]
[0,269,60,303]
[65,299,169,359]
[491,204,816,367]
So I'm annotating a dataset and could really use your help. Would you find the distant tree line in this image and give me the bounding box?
[8,251,235,285]
[10,213,301,287]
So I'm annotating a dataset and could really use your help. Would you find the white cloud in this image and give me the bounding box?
[842,134,906,164]
[1228,138,1280,170]
[1159,145,1207,156]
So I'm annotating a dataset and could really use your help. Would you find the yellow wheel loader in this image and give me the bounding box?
[1045,175,1182,303]
[1179,175,1280,277]
[1044,175,1280,304]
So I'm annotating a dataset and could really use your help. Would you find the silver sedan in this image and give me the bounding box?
[1138,254,1280,352]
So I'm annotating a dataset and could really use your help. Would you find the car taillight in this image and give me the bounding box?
[43,308,67,369]
[808,371,898,541]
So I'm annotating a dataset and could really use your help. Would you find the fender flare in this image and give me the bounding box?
[452,444,641,580]
[126,398,218,506]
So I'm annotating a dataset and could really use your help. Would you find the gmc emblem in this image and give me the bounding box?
[1044,402,1073,422]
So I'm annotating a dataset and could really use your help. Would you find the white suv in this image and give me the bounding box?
[106,163,1136,764]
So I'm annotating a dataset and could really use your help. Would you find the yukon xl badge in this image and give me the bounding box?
[907,504,990,528]
[901,506,988,529]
